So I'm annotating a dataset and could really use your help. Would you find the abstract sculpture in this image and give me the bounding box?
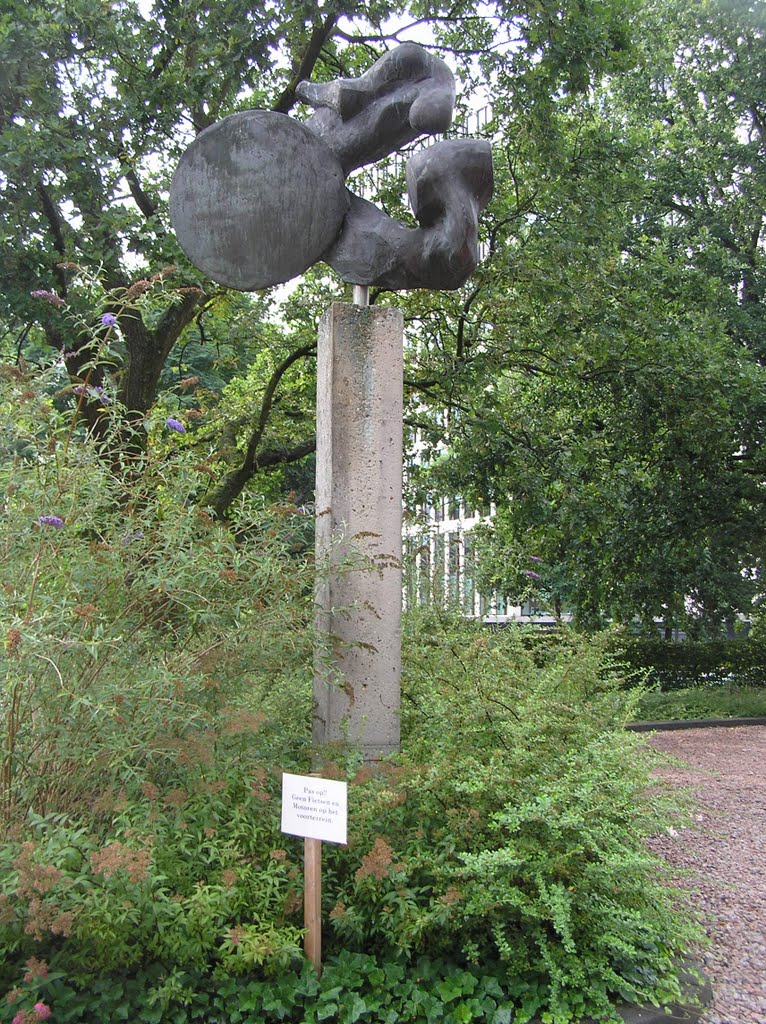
[170,43,493,292]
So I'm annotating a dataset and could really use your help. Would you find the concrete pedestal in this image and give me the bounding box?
[313,302,403,760]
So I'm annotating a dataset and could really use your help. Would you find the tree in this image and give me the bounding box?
[1,0,642,515]
[405,0,766,630]
[1,0,383,468]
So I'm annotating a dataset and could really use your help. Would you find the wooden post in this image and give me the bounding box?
[304,837,322,976]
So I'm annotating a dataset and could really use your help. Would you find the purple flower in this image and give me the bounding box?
[30,290,64,308]
[166,417,186,433]
[38,515,65,528]
[101,313,117,326]
[527,555,544,563]
[73,385,110,404]
[522,569,541,581]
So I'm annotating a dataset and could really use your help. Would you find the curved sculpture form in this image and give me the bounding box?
[169,43,493,292]
[324,140,493,289]
[171,112,348,291]
[297,42,456,173]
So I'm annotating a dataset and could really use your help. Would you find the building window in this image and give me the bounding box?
[418,536,431,605]
[404,535,417,609]
[433,534,445,603]
[448,532,461,604]
[463,534,476,615]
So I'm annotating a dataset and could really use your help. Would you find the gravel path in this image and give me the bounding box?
[646,725,766,1024]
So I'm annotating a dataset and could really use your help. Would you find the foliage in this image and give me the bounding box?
[6,0,761,625]
[3,0,764,616]
[634,685,766,723]
[0,362,316,1009]
[616,636,766,691]
[0,375,703,1022]
[0,0,644,518]
[1,951,522,1024]
[0,362,315,822]
[407,0,766,631]
[320,613,702,1024]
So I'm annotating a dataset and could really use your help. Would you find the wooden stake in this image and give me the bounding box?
[304,837,322,976]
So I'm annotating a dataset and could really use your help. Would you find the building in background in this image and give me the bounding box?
[403,450,559,626]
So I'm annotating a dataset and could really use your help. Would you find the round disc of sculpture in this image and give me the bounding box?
[170,111,349,291]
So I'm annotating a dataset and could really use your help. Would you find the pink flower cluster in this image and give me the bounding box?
[11,1003,52,1024]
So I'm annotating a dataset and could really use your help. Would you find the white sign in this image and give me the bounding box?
[281,773,348,845]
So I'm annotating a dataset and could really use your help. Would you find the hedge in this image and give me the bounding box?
[614,637,766,691]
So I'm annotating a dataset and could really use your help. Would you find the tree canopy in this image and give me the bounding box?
[408,0,766,632]
[1,0,764,629]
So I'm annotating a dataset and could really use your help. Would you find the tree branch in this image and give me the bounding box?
[120,291,204,414]
[122,164,159,221]
[272,11,340,114]
[207,437,316,518]
[455,285,482,359]
[204,342,317,516]
[241,342,317,471]
[35,181,69,295]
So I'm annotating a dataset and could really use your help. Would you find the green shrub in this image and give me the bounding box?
[616,636,766,690]
[0,364,314,823]
[634,684,766,721]
[0,364,315,1009]
[317,615,699,1022]
[0,370,704,1023]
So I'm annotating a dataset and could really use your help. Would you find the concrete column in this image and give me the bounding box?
[314,302,403,760]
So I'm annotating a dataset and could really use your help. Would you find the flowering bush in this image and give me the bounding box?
[0,369,704,1022]
[315,618,703,1021]
[0,364,316,1010]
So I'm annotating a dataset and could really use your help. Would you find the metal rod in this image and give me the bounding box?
[352,284,370,306]
[304,837,322,976]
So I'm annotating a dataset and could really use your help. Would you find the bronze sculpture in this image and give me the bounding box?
[170,43,493,292]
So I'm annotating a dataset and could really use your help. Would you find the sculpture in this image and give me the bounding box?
[170,43,493,292]
[296,43,456,173]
